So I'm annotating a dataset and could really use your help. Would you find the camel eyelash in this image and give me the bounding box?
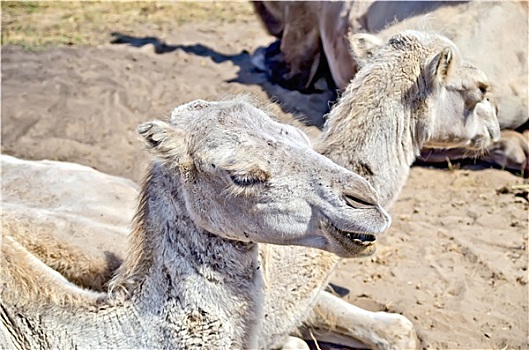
[221,172,266,199]
[227,167,270,188]
[229,173,265,187]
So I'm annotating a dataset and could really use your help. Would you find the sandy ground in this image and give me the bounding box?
[2,9,528,350]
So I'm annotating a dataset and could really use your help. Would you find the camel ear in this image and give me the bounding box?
[348,32,383,67]
[428,48,453,84]
[137,120,187,163]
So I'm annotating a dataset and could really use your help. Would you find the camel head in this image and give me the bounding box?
[138,97,390,258]
[349,30,501,152]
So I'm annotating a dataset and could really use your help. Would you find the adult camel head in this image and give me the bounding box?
[139,97,390,258]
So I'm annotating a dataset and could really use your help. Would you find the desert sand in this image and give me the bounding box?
[1,5,527,349]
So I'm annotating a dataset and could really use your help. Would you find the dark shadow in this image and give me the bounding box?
[326,282,350,297]
[104,250,124,273]
[110,32,334,127]
[412,158,528,179]
[102,251,124,288]
[306,340,363,350]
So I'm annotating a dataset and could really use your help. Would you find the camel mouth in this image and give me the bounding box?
[330,222,377,245]
[323,219,377,254]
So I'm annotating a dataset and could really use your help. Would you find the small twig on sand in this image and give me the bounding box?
[309,330,322,350]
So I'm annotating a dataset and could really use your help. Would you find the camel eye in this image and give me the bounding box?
[230,174,263,187]
[228,168,270,187]
[227,167,270,188]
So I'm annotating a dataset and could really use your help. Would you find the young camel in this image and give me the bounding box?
[0,97,392,349]
[257,30,500,349]
[253,1,528,174]
[4,32,500,349]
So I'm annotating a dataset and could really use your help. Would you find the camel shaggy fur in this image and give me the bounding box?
[1,97,392,349]
[253,0,528,174]
[6,30,500,349]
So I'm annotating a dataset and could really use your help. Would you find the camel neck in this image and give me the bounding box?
[110,162,263,348]
[317,67,424,208]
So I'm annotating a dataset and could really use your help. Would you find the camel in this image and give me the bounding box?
[5,30,500,349]
[1,97,393,349]
[252,0,528,174]
[256,30,500,349]
[2,155,135,290]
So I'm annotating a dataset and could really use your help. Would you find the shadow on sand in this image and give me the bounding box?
[110,32,335,127]
[109,33,528,178]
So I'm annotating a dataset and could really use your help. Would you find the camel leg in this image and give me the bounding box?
[34,245,121,292]
[8,227,121,292]
[252,2,322,91]
[420,129,529,176]
[318,1,356,90]
[301,291,417,350]
[482,129,529,175]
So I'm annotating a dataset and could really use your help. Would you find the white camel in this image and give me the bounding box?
[0,97,391,349]
[253,0,528,173]
[358,1,528,173]
[257,30,499,349]
[3,31,500,348]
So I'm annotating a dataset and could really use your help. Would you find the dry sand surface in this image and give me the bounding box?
[2,3,528,349]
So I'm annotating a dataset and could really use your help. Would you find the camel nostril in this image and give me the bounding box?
[488,127,500,143]
[343,194,375,209]
[487,129,494,141]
